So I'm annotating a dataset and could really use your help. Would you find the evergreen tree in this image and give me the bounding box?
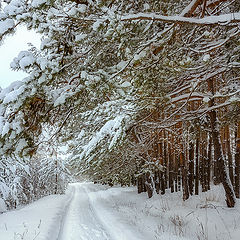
[0,0,239,207]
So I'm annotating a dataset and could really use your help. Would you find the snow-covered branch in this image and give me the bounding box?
[121,12,240,26]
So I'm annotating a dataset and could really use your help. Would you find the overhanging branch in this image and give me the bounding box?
[121,12,240,26]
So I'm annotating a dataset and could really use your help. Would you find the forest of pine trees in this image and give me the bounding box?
[0,0,239,209]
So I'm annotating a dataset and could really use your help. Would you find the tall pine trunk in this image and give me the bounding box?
[188,141,194,195]
[235,123,240,198]
[208,79,235,207]
[226,126,234,185]
[181,152,189,201]
[195,137,199,195]
[206,135,212,190]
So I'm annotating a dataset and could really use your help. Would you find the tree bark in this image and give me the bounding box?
[208,79,235,207]
[169,144,174,193]
[181,152,189,201]
[199,137,205,191]
[188,142,194,195]
[137,175,143,194]
[225,126,234,185]
[145,172,153,198]
[163,131,168,191]
[154,170,160,194]
[206,135,212,190]
[234,123,240,198]
[55,159,58,195]
[195,137,199,195]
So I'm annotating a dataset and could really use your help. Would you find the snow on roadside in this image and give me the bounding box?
[0,193,70,240]
[85,183,240,240]
[1,182,240,240]
[84,183,149,240]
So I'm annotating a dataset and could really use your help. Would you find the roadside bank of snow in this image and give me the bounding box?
[84,183,148,240]
[0,193,69,240]
[86,183,240,240]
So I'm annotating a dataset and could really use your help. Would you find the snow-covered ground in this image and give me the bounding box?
[1,182,240,240]
[0,194,68,240]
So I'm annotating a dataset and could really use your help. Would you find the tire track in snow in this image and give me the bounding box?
[57,183,111,240]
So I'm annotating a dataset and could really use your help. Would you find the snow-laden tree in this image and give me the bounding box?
[0,0,239,207]
[29,147,71,198]
[0,155,31,209]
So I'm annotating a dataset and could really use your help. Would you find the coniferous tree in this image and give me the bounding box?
[0,0,239,207]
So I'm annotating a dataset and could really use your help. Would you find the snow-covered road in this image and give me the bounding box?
[0,182,146,240]
[2,182,239,240]
[57,184,111,240]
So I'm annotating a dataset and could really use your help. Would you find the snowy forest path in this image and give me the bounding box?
[57,183,111,240]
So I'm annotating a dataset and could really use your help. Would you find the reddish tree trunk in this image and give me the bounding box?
[208,79,235,207]
[207,136,212,190]
[195,137,199,195]
[235,123,240,198]
[225,126,234,185]
[188,142,194,195]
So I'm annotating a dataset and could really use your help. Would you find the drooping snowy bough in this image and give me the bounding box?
[0,0,239,208]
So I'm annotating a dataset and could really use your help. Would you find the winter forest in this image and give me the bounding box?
[0,0,240,239]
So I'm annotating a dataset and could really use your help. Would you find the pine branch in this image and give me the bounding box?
[121,12,240,26]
